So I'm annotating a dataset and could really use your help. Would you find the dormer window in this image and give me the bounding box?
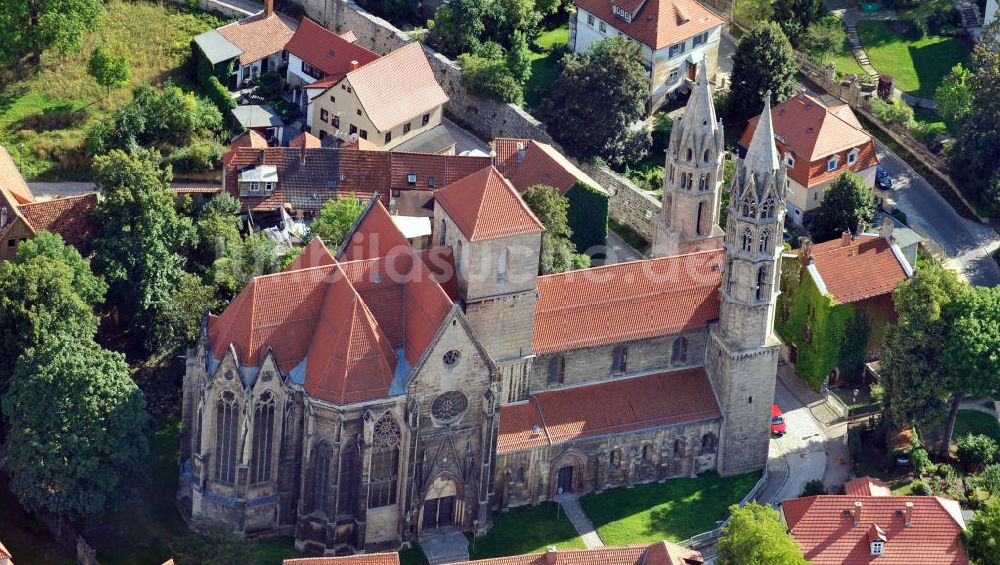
[871,541,884,556]
[847,148,859,165]
[784,153,795,168]
[613,5,633,22]
[827,156,840,172]
[407,173,417,185]
[250,182,259,192]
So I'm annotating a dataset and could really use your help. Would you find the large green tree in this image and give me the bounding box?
[773,0,826,45]
[801,16,847,64]
[2,337,148,524]
[812,171,876,241]
[716,502,808,565]
[728,21,797,121]
[90,149,195,352]
[87,43,131,95]
[310,195,366,250]
[0,0,103,63]
[522,185,590,274]
[430,0,486,57]
[542,35,650,166]
[934,63,972,129]
[0,232,105,389]
[966,500,1000,564]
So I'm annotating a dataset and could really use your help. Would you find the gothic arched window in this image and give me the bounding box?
[686,147,693,162]
[756,266,769,301]
[194,404,203,456]
[338,440,358,516]
[759,229,772,255]
[701,433,717,453]
[726,258,735,294]
[250,390,276,484]
[741,228,753,252]
[641,445,651,463]
[610,449,621,468]
[703,149,712,163]
[695,202,704,236]
[368,413,401,508]
[515,467,526,484]
[698,174,707,192]
[214,391,240,484]
[664,193,672,227]
[761,195,775,219]
[671,337,689,364]
[741,194,757,218]
[312,441,333,515]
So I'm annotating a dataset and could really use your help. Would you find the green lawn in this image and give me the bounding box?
[469,502,585,559]
[953,409,1000,442]
[524,24,568,111]
[822,37,868,78]
[0,0,227,179]
[857,21,969,98]
[914,108,949,136]
[579,472,760,545]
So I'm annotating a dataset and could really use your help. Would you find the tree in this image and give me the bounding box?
[773,0,826,45]
[716,502,808,565]
[149,271,217,350]
[2,337,148,524]
[728,22,797,121]
[981,464,1000,499]
[956,434,999,472]
[812,171,876,241]
[934,64,972,129]
[0,232,106,390]
[430,0,485,57]
[0,0,103,64]
[880,266,966,431]
[90,149,195,352]
[966,500,1000,563]
[507,30,532,85]
[310,195,366,249]
[801,16,847,64]
[459,53,524,104]
[522,184,590,274]
[799,479,826,497]
[193,193,243,270]
[87,43,130,95]
[542,35,649,165]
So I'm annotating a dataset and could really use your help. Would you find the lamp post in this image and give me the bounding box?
[472,519,479,554]
[555,487,564,520]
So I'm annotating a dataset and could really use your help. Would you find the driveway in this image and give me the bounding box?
[763,375,830,504]
[874,142,1000,287]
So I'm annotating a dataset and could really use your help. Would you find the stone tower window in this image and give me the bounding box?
[701,433,717,453]
[696,202,704,236]
[741,194,757,218]
[214,391,240,484]
[250,390,276,484]
[671,337,689,364]
[741,228,753,252]
[703,149,711,163]
[726,258,735,294]
[368,413,401,508]
[664,193,672,227]
[611,345,629,373]
[610,449,621,468]
[761,195,775,218]
[686,147,693,162]
[338,440,359,516]
[756,266,769,301]
[759,229,771,254]
[312,441,333,515]
[439,219,446,245]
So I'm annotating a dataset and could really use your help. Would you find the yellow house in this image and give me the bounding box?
[307,42,450,152]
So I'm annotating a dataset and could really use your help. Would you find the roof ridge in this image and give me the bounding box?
[537,248,723,280]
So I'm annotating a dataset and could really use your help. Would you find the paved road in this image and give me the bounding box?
[765,376,829,504]
[874,142,1000,287]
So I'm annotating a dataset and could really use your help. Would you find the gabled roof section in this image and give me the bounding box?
[0,145,34,204]
[575,0,722,49]
[845,476,892,497]
[284,237,336,272]
[448,542,702,565]
[338,197,412,261]
[216,13,294,66]
[290,131,322,149]
[497,368,721,453]
[493,138,604,195]
[231,129,269,150]
[17,193,98,252]
[434,166,545,241]
[346,42,449,132]
[801,235,909,303]
[533,250,723,353]
[285,18,378,77]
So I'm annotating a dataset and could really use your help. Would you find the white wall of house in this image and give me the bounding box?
[785,164,877,226]
[285,53,318,90]
[231,52,285,90]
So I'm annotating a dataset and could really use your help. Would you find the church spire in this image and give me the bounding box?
[744,92,780,174]
[677,64,716,139]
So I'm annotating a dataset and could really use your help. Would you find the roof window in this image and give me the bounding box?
[407,173,417,185]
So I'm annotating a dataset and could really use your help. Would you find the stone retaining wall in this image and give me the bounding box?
[580,163,662,243]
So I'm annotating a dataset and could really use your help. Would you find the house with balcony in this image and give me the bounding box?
[739,92,879,226]
[570,0,724,112]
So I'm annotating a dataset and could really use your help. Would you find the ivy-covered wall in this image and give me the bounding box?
[565,181,609,253]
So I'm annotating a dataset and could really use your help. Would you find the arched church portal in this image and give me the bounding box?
[421,475,461,531]
[549,451,586,497]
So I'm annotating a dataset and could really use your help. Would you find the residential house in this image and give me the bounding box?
[493,137,610,251]
[231,104,284,144]
[783,477,968,564]
[193,0,294,91]
[739,92,879,226]
[570,0,724,112]
[307,42,450,152]
[0,146,97,261]
[775,219,914,389]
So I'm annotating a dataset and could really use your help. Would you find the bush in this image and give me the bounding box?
[957,433,999,471]
[928,5,960,35]
[565,181,609,253]
[800,479,826,497]
[205,75,236,112]
[167,140,224,173]
[652,112,673,154]
[980,464,1000,498]
[255,71,283,99]
[871,98,917,130]
[458,53,523,104]
[910,446,932,476]
[911,480,932,495]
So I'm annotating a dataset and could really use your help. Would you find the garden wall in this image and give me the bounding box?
[580,164,662,243]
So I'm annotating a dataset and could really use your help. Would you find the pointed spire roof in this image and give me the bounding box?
[679,63,717,133]
[745,93,781,173]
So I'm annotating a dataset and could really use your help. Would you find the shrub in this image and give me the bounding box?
[458,53,523,104]
[652,112,674,154]
[565,181,609,253]
[911,480,932,496]
[910,446,932,476]
[255,71,283,99]
[800,479,826,497]
[957,434,999,471]
[167,140,224,173]
[871,98,917,130]
[980,464,1000,498]
[205,75,236,112]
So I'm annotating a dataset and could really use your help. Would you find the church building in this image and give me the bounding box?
[176,71,787,555]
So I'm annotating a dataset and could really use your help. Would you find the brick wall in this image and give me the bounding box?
[580,163,663,243]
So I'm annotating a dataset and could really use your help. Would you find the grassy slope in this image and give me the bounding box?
[524,25,569,111]
[579,472,760,545]
[469,502,585,559]
[953,409,1000,442]
[0,0,227,179]
[857,21,968,98]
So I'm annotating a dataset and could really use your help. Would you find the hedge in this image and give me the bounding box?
[565,181,609,253]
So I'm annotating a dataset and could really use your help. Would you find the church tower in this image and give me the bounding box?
[706,95,786,475]
[653,64,726,258]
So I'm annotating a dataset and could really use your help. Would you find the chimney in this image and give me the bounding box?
[853,501,862,525]
[545,546,558,565]
[516,141,526,163]
[264,0,274,17]
[856,220,868,238]
[841,231,852,247]
[903,501,913,527]
[879,216,895,244]
[350,60,359,71]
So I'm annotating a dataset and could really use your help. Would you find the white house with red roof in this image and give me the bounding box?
[193,0,294,90]
[740,92,879,226]
[570,0,724,111]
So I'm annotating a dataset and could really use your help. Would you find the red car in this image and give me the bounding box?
[771,403,787,436]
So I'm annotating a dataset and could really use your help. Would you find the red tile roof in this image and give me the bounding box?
[434,166,545,241]
[345,42,449,132]
[575,0,722,49]
[17,193,98,253]
[285,553,400,565]
[418,246,460,302]
[290,131,322,149]
[285,237,336,272]
[783,494,968,565]
[285,18,379,77]
[740,94,878,188]
[0,539,10,560]
[216,13,294,66]
[532,250,723,354]
[801,235,909,304]
[493,138,603,195]
[339,199,412,261]
[0,145,33,204]
[231,129,268,150]
[497,368,721,453]
[453,542,702,565]
[845,476,892,497]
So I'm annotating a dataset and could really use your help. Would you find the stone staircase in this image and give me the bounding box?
[845,22,880,78]
[420,529,470,565]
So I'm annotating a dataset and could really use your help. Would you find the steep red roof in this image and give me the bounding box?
[339,199,411,261]
[783,494,968,564]
[285,18,378,77]
[740,93,878,188]
[434,166,545,241]
[285,237,336,272]
[345,42,449,132]
[0,145,33,204]
[533,250,723,354]
[285,553,400,565]
[17,193,98,253]
[804,235,909,304]
[289,131,322,149]
[845,476,892,497]
[497,368,721,453]
[231,129,268,150]
[418,246,460,302]
[493,138,603,195]
[216,13,294,66]
[452,543,702,565]
[575,0,722,49]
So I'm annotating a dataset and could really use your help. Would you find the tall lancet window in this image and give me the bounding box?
[214,391,240,484]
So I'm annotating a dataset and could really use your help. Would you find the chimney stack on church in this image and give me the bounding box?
[852,501,863,525]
